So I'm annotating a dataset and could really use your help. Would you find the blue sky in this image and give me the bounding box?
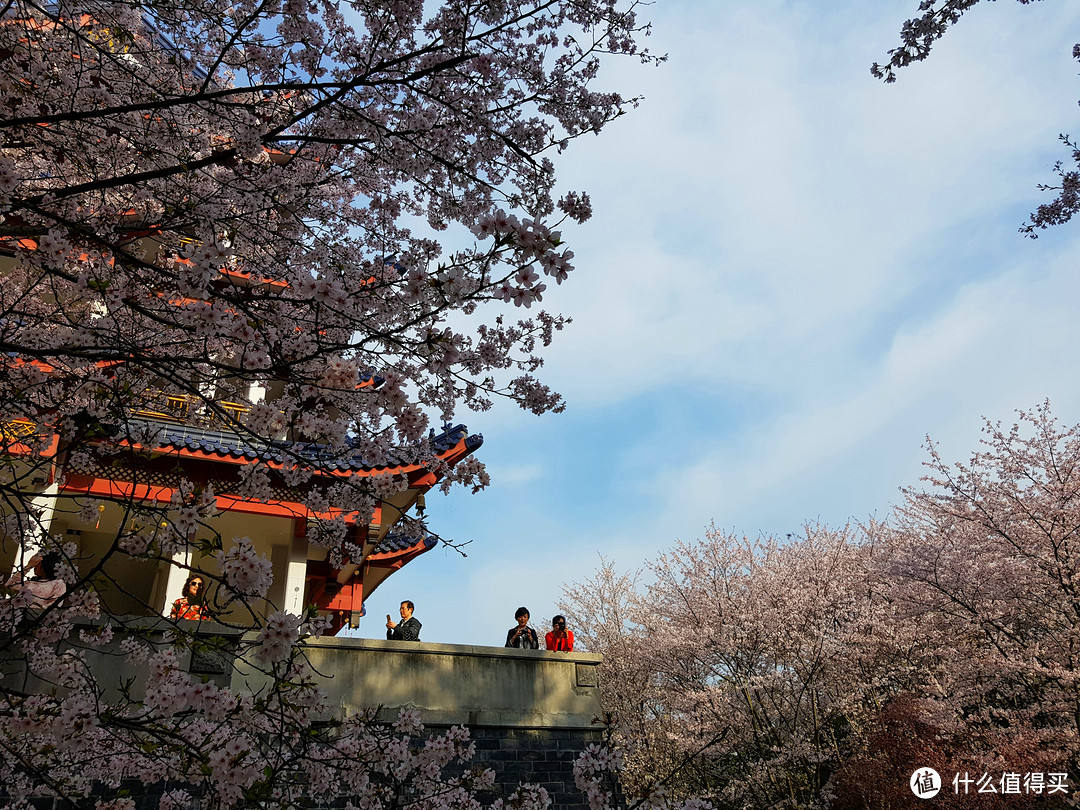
[359,0,1080,646]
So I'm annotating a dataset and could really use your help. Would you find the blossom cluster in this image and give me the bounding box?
[0,0,657,802]
[216,536,274,597]
[256,610,303,663]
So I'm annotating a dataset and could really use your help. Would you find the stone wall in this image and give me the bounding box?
[234,637,606,808]
[2,622,608,810]
[470,726,605,809]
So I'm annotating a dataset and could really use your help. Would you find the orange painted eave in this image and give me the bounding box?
[58,474,388,524]
[366,537,434,566]
[2,432,59,458]
[59,475,340,519]
[145,430,475,480]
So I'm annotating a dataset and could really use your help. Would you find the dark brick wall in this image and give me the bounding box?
[469,726,605,810]
[2,725,607,810]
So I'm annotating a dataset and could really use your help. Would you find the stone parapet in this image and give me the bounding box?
[1,619,607,810]
[233,635,603,728]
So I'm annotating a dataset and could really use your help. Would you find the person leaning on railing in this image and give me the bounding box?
[386,599,421,640]
[545,615,574,652]
[5,551,66,609]
[505,606,539,649]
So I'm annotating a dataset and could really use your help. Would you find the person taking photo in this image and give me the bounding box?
[504,606,539,649]
[545,615,574,651]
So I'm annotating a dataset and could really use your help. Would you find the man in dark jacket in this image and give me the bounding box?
[386,600,421,641]
[504,606,539,649]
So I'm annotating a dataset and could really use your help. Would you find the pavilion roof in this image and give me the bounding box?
[139,419,483,474]
[370,529,437,557]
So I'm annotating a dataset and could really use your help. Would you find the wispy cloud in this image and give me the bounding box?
[365,0,1080,648]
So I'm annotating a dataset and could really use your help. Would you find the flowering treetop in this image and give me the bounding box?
[0,0,660,590]
[0,0,667,805]
[0,0,658,471]
[874,0,1080,235]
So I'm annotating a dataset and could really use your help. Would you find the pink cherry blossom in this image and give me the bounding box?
[256,610,303,663]
[216,536,274,596]
[0,0,663,801]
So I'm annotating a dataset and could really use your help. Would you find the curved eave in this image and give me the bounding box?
[368,430,483,542]
[361,534,438,598]
[332,430,482,579]
[141,424,483,480]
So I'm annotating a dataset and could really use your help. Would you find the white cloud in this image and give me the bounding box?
[403,1,1080,647]
[525,0,1080,413]
[485,463,545,488]
[634,239,1080,539]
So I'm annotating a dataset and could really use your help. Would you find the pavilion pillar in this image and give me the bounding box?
[283,519,308,615]
[162,550,192,616]
[17,482,60,565]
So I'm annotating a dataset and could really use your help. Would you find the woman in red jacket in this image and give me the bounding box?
[545,615,574,651]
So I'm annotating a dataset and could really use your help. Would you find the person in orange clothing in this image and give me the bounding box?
[545,614,574,651]
[170,574,209,620]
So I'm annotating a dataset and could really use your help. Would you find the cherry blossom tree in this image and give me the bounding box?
[566,405,1080,807]
[867,402,1080,787]
[0,0,672,805]
[560,559,687,799]
[0,0,660,513]
[562,527,926,808]
[874,0,1080,236]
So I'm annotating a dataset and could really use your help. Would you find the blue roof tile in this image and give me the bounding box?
[371,530,437,556]
[132,419,482,474]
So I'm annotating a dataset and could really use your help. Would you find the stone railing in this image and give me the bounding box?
[235,635,603,728]
[3,618,602,726]
[1,618,607,810]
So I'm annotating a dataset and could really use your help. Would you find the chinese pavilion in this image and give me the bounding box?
[0,245,483,635]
